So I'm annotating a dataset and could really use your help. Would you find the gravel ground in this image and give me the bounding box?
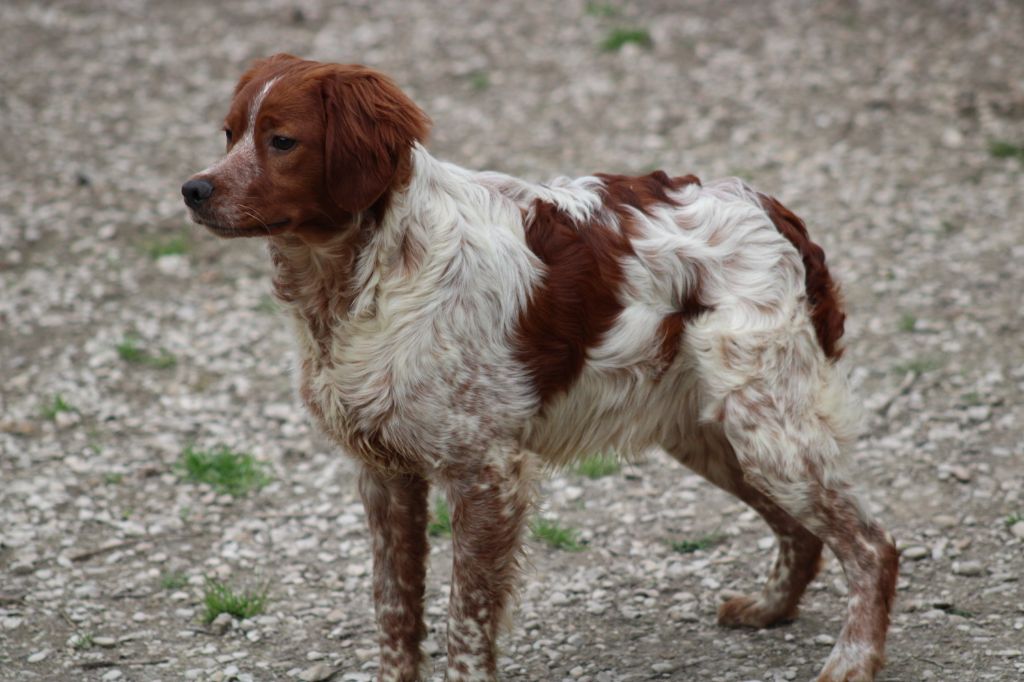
[2,1,1023,680]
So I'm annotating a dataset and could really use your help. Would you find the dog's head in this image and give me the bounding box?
[182,54,430,240]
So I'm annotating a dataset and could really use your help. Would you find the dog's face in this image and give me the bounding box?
[182,54,429,240]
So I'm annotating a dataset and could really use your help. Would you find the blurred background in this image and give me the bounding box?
[1,1,1022,680]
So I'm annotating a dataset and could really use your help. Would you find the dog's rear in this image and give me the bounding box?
[183,54,897,682]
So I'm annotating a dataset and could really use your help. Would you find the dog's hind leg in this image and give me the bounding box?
[664,431,823,628]
[692,331,898,682]
[359,467,431,682]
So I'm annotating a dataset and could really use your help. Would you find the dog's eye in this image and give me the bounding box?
[272,136,297,151]
[224,129,233,144]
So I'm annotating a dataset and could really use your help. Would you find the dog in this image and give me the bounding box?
[182,54,898,682]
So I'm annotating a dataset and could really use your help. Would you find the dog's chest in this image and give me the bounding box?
[290,316,401,457]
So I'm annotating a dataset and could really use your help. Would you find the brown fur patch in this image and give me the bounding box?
[759,194,846,360]
[515,199,633,403]
[319,63,431,216]
[657,285,712,370]
[596,170,700,218]
[516,171,704,403]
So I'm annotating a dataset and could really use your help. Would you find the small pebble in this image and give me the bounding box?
[210,612,233,635]
[952,560,985,576]
[903,545,929,560]
[299,663,335,682]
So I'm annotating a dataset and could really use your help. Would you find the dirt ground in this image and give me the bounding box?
[2,1,1023,680]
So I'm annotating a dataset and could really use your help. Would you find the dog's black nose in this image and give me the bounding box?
[181,178,214,208]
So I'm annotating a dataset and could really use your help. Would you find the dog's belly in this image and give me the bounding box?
[521,363,702,465]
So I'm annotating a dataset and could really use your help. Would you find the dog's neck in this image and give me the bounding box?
[265,145,451,354]
[267,228,362,356]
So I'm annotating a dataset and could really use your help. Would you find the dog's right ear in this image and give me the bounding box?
[319,65,431,214]
[234,53,303,96]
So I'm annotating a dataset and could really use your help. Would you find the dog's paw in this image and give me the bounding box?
[815,644,883,682]
[716,593,794,629]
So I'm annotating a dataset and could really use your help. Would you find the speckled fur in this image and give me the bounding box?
[184,58,897,682]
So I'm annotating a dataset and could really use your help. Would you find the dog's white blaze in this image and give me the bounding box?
[195,77,278,225]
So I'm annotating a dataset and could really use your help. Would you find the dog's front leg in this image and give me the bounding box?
[441,448,534,682]
[359,466,431,682]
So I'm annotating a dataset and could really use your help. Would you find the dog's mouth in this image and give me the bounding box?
[197,217,291,238]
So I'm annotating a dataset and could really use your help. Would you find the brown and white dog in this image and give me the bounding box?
[182,54,898,682]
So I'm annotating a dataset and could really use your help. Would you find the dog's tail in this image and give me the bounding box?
[757,193,846,361]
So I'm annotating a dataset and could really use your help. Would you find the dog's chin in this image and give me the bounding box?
[193,216,291,239]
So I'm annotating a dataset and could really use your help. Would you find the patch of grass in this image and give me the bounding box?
[669,532,724,554]
[116,334,177,369]
[893,357,942,375]
[574,453,621,479]
[201,578,267,623]
[146,233,189,259]
[41,394,75,420]
[531,517,583,551]
[103,472,124,485]
[1006,511,1023,527]
[586,1,619,17]
[960,392,983,407]
[160,571,188,591]
[898,313,917,333]
[428,497,452,537]
[601,27,652,52]
[988,140,1024,162]
[176,445,271,497]
[468,70,490,91]
[71,632,94,650]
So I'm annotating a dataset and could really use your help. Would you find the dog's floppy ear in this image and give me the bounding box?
[319,66,431,214]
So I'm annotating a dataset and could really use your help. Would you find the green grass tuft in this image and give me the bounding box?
[898,313,917,333]
[71,632,94,650]
[669,532,724,554]
[574,453,621,479]
[601,27,652,52]
[988,140,1024,162]
[147,233,189,259]
[116,334,177,369]
[586,1,619,17]
[160,571,189,591]
[468,71,490,91]
[531,517,584,551]
[201,578,267,623]
[960,392,983,406]
[176,445,271,497]
[1006,511,1023,527]
[428,497,452,537]
[41,394,75,420]
[893,357,942,375]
